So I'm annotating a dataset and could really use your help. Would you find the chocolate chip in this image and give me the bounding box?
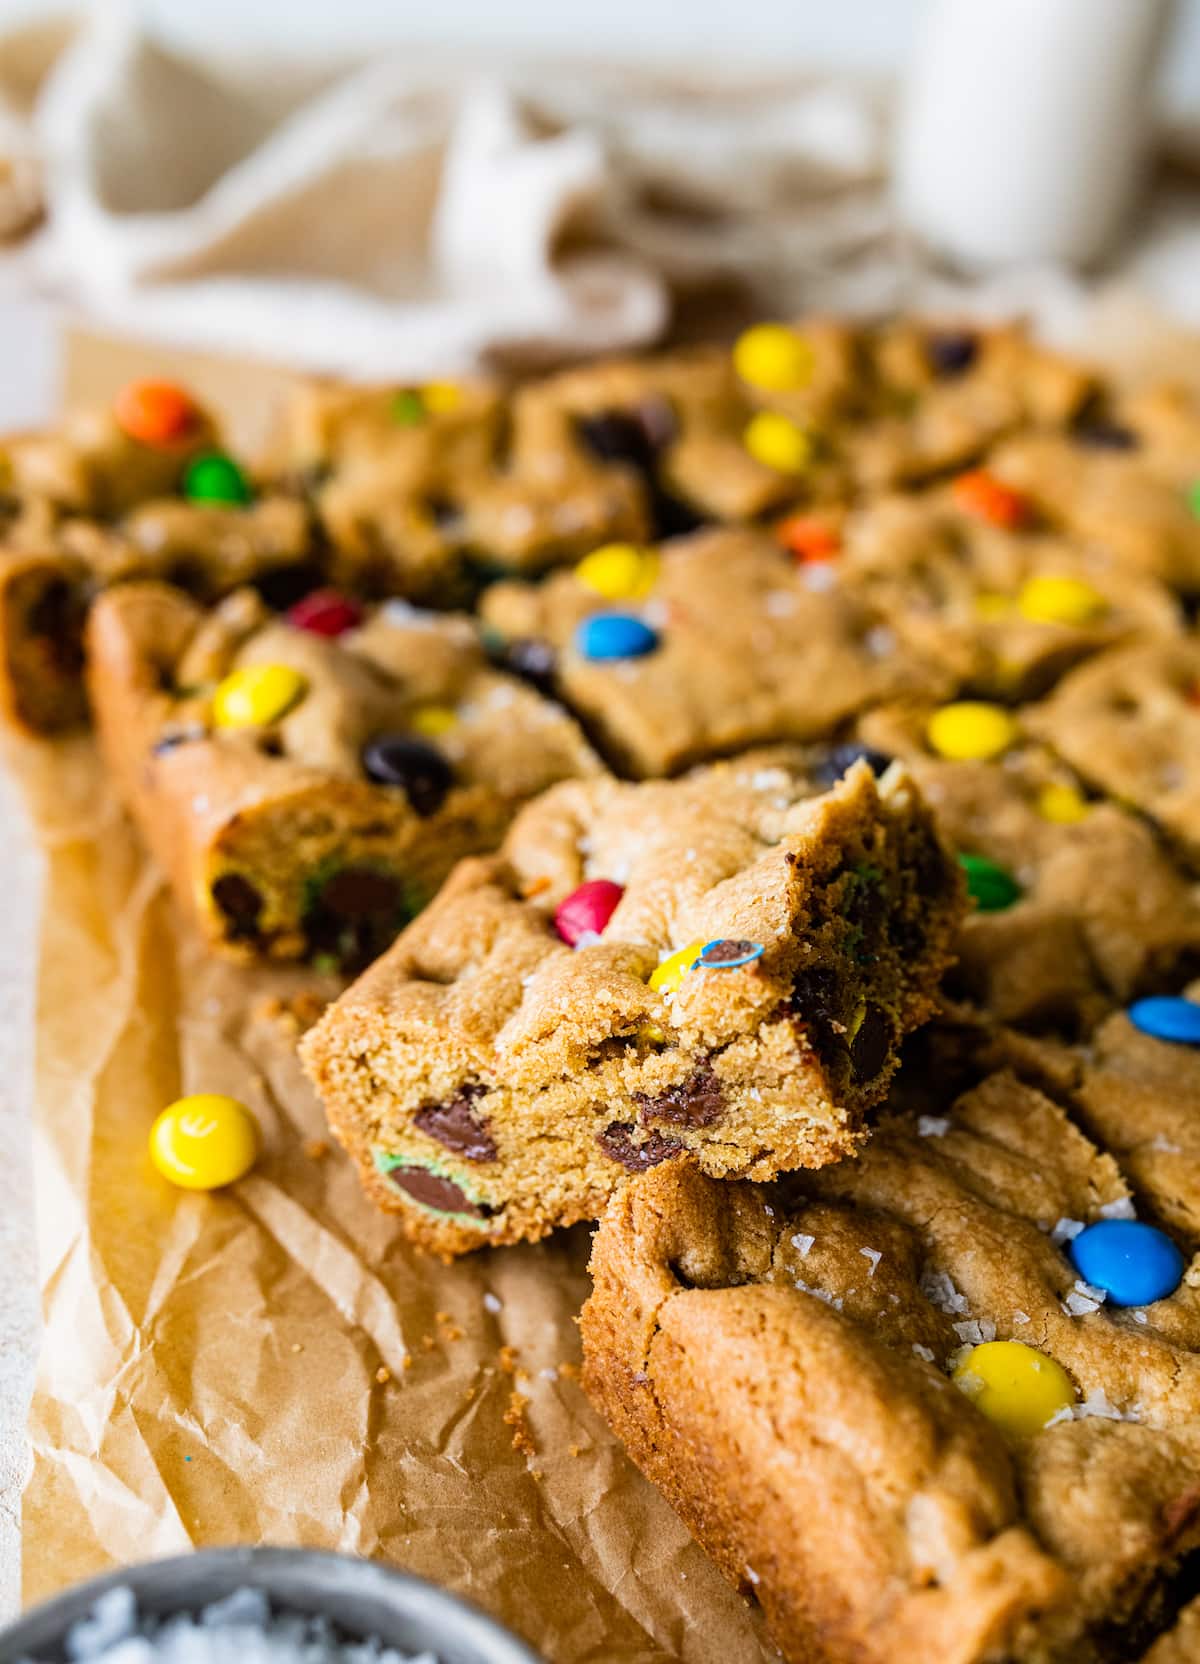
[254,561,327,612]
[597,1122,683,1172]
[27,577,85,674]
[362,735,454,815]
[576,411,658,468]
[415,1086,497,1162]
[926,331,978,377]
[698,939,761,967]
[424,495,462,530]
[319,867,400,919]
[211,873,263,938]
[814,743,892,786]
[501,636,558,693]
[635,1065,725,1129]
[1072,419,1139,452]
[152,723,207,755]
[850,1004,892,1080]
[384,1165,489,1217]
[574,406,705,541]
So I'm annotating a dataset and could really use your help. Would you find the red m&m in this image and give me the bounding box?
[555,880,624,946]
[287,589,364,638]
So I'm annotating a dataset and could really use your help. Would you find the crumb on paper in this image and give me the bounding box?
[302,1137,329,1161]
[435,1310,464,1342]
[375,1366,391,1385]
[521,875,552,898]
[483,1291,502,1314]
[504,1390,536,1456]
[254,991,327,1036]
[498,1344,521,1375]
[569,1442,584,1458]
[557,1360,580,1381]
[290,1343,303,1354]
[419,1333,436,1353]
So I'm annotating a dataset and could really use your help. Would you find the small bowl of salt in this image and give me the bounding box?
[0,1549,542,1664]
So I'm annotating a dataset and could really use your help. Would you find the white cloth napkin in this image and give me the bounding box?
[0,6,895,378]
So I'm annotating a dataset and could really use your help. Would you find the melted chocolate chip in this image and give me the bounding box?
[361,735,454,815]
[415,1086,497,1162]
[635,1065,726,1129]
[813,743,892,786]
[385,1165,488,1217]
[424,495,462,529]
[254,561,327,613]
[790,965,843,1065]
[502,637,558,693]
[576,410,659,468]
[850,1004,892,1080]
[28,578,85,674]
[597,1122,683,1172]
[211,873,264,938]
[320,867,400,919]
[304,865,411,972]
[1073,419,1139,452]
[573,404,706,542]
[926,331,978,377]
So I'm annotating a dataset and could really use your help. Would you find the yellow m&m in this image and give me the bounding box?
[953,1340,1075,1438]
[1017,575,1105,627]
[212,664,306,729]
[649,940,706,996]
[576,543,660,602]
[744,411,813,476]
[150,1093,259,1190]
[420,381,461,414]
[1037,782,1089,824]
[733,325,814,393]
[409,703,459,737]
[927,701,1018,762]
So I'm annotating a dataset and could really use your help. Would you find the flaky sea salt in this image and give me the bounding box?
[1098,1197,1136,1220]
[911,1343,935,1363]
[482,1292,502,1314]
[794,1278,842,1311]
[917,1116,950,1138]
[859,1248,882,1277]
[1062,1279,1106,1316]
[919,1266,969,1316]
[952,1318,996,1346]
[1049,1218,1085,1247]
[52,1586,439,1664]
[1012,1309,1030,1325]
[790,1233,815,1258]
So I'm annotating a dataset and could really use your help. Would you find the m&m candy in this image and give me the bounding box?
[1069,1219,1184,1308]
[743,411,812,475]
[1017,575,1105,627]
[733,324,814,392]
[391,390,426,426]
[576,544,660,602]
[287,589,364,638]
[952,470,1030,530]
[212,664,306,728]
[362,735,454,815]
[1037,783,1089,824]
[953,1340,1075,1438]
[408,703,459,738]
[150,1093,258,1190]
[1187,479,1200,521]
[649,940,706,996]
[959,853,1021,913]
[114,379,198,448]
[421,381,461,414]
[555,880,624,946]
[813,743,892,786]
[775,514,840,563]
[926,701,1018,761]
[575,613,659,662]
[1128,995,1200,1045]
[697,939,764,969]
[183,452,253,506]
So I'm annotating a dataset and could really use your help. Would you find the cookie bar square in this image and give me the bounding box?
[582,1068,1200,1664]
[1024,639,1200,871]
[86,582,601,965]
[282,378,648,598]
[299,758,964,1255]
[481,526,947,776]
[838,487,1182,700]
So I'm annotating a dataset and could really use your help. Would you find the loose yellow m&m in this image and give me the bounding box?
[1037,782,1089,824]
[576,543,660,602]
[649,940,706,996]
[1017,575,1105,627]
[733,325,814,392]
[953,1340,1075,1438]
[212,664,306,729]
[926,701,1018,762]
[744,411,812,475]
[150,1093,258,1190]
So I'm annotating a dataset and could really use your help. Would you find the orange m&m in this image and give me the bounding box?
[952,469,1031,531]
[114,380,198,448]
[775,514,840,564]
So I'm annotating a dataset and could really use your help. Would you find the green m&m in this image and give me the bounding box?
[959,852,1021,912]
[183,452,253,505]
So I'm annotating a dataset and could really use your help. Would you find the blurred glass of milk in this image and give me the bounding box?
[896,0,1177,267]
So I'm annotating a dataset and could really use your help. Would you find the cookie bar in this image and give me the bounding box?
[299,758,964,1255]
[849,708,1200,1031]
[281,378,648,600]
[85,582,601,965]
[838,487,1182,700]
[1024,639,1200,871]
[582,1067,1200,1664]
[481,526,946,776]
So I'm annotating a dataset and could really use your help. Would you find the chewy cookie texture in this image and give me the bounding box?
[582,1039,1200,1664]
[86,581,600,966]
[300,759,964,1255]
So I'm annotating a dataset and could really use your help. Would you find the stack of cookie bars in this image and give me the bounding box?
[7,319,1200,1662]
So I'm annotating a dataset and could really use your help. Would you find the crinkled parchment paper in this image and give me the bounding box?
[12,723,775,1661]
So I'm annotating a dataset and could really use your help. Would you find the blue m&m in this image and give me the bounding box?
[1128,995,1200,1045]
[1069,1219,1185,1308]
[575,613,659,662]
